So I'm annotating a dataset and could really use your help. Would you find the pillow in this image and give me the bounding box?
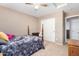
[7,34,14,40]
[0,32,9,42]
[0,39,7,45]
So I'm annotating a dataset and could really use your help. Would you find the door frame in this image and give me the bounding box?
[65,15,79,43]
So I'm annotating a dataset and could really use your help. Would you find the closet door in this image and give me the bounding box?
[70,18,79,40]
[41,18,55,42]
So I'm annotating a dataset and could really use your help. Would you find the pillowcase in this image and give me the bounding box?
[7,34,14,40]
[0,39,7,45]
[0,32,9,42]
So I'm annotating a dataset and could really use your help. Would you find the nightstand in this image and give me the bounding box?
[32,32,39,36]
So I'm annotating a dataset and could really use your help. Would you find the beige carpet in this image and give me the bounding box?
[32,41,68,56]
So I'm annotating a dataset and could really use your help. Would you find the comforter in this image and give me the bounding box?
[1,35,44,56]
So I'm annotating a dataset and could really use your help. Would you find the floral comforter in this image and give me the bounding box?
[1,35,44,56]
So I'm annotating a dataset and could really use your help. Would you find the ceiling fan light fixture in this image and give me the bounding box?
[34,5,40,10]
[33,3,40,10]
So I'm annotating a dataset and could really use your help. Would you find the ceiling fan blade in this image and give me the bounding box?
[25,3,33,5]
[41,4,48,7]
[25,3,48,7]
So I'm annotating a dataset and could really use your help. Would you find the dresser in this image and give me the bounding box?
[68,40,79,56]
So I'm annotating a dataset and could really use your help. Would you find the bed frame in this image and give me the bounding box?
[27,25,45,49]
[27,25,30,35]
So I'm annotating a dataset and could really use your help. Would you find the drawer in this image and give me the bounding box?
[68,46,79,56]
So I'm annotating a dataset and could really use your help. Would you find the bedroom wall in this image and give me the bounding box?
[55,10,65,45]
[0,6,39,35]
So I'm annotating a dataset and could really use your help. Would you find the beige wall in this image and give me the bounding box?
[0,6,39,35]
[55,10,65,45]
[39,10,65,45]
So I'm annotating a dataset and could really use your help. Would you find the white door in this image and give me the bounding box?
[41,18,55,42]
[70,18,79,40]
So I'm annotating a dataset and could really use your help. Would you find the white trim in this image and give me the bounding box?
[66,15,79,19]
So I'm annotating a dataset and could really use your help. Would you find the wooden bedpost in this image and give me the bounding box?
[28,25,30,35]
[42,24,44,42]
[42,24,45,49]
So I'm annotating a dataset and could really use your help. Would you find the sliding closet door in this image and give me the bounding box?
[41,18,55,42]
[70,18,79,40]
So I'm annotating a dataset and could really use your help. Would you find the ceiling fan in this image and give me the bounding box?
[25,3,67,10]
[25,3,48,10]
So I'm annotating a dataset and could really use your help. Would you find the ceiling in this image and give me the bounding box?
[0,3,79,17]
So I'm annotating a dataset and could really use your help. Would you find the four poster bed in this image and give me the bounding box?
[0,25,44,56]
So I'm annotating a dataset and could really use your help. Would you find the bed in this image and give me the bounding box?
[0,25,44,56]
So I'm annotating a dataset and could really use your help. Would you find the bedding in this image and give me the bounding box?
[0,39,7,45]
[0,32,9,41]
[0,40,8,45]
[1,35,44,56]
[7,34,14,40]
